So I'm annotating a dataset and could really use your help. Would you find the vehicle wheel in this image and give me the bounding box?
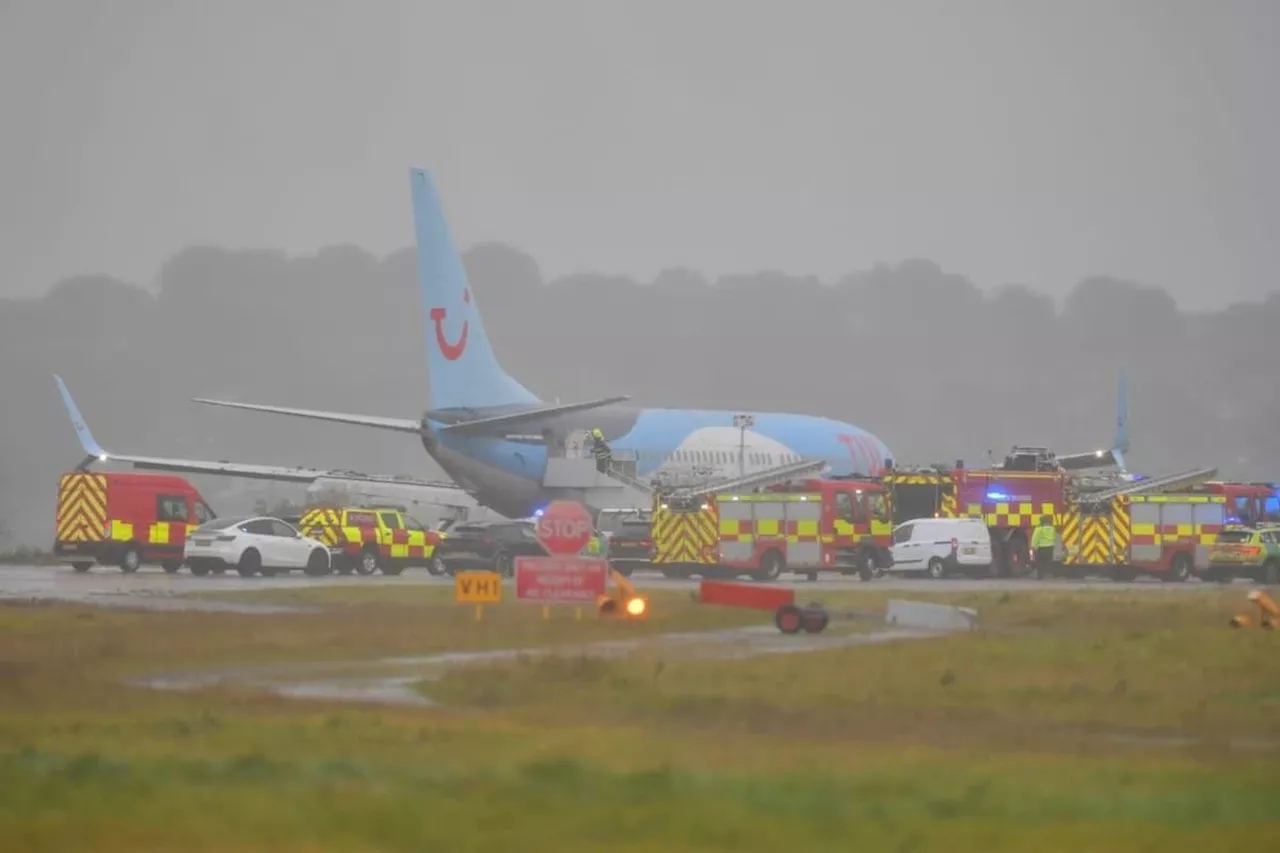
[1001,535,1028,578]
[927,557,946,580]
[800,604,830,633]
[190,563,210,577]
[236,549,261,578]
[211,565,226,575]
[426,556,446,576]
[1264,560,1279,585]
[856,548,877,582]
[356,548,379,576]
[119,546,141,574]
[304,549,331,577]
[162,560,182,574]
[1165,553,1192,583]
[494,551,514,578]
[750,551,783,583]
[775,603,803,635]
[805,571,819,582]
[72,561,92,573]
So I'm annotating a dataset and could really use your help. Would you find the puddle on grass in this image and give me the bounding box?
[133,624,949,708]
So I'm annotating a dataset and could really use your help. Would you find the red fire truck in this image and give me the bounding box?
[1196,482,1275,525]
[881,465,1072,576]
[650,475,895,581]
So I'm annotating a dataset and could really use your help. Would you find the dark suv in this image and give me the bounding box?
[434,519,547,577]
[597,510,652,577]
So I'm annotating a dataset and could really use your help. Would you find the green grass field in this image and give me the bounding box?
[1,585,1277,851]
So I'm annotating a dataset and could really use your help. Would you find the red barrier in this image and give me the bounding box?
[698,580,796,611]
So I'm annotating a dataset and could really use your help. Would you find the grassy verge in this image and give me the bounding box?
[0,587,1277,850]
[428,587,1280,744]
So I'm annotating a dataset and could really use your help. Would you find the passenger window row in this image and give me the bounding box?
[630,449,804,466]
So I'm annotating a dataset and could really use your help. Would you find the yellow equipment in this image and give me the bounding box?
[597,567,648,618]
[1231,589,1278,629]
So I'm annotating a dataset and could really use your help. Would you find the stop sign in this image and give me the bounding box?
[535,500,594,556]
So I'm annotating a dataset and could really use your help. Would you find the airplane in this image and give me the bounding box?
[55,168,900,519]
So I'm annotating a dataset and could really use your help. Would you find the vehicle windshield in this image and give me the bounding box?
[194,516,250,532]
[1216,530,1254,544]
[597,512,639,534]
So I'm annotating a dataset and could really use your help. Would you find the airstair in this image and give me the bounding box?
[540,457,654,513]
[1071,466,1218,505]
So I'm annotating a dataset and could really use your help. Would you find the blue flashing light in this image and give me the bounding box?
[986,491,1010,502]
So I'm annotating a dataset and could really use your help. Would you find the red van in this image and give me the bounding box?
[53,471,217,572]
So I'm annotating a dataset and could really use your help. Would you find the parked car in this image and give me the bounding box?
[433,519,547,577]
[596,508,652,577]
[184,515,335,577]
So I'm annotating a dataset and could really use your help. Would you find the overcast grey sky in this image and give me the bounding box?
[1,0,1275,309]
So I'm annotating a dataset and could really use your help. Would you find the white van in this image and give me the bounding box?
[888,517,992,578]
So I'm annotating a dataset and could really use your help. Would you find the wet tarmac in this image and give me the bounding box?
[0,564,1230,616]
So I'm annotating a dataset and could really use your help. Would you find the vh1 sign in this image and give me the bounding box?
[514,555,608,603]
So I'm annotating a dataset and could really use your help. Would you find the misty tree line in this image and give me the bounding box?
[2,241,1277,546]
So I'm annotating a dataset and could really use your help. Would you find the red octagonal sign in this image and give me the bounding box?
[535,500,594,556]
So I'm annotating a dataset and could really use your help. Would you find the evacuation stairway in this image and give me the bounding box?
[540,457,655,512]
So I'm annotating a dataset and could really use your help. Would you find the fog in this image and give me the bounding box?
[2,246,1277,546]
[2,0,1278,546]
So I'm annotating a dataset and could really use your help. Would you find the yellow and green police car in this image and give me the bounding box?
[1206,525,1280,584]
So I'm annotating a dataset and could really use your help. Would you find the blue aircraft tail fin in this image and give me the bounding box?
[409,168,540,411]
[54,374,111,470]
[1112,371,1129,472]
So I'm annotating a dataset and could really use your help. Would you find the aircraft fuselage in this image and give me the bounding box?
[422,402,892,518]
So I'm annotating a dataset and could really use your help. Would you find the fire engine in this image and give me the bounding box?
[880,464,1073,576]
[1194,482,1277,525]
[1055,468,1237,581]
[650,473,894,582]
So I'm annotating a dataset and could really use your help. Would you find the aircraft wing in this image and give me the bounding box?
[1055,449,1121,471]
[436,395,632,435]
[189,397,423,433]
[54,375,465,492]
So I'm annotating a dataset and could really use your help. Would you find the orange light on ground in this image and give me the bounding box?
[625,596,647,617]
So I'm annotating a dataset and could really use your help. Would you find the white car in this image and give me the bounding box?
[184,515,335,578]
[887,517,993,579]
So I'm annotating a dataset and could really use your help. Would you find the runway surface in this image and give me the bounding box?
[0,563,1233,614]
